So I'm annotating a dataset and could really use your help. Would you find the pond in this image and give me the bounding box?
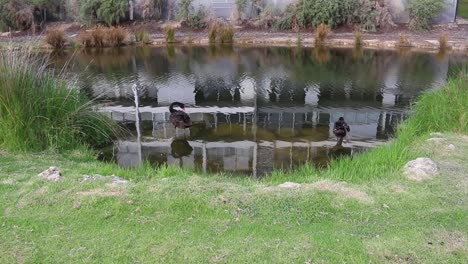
[52,46,463,176]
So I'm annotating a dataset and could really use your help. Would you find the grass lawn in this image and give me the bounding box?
[459,0,468,19]
[0,134,467,263]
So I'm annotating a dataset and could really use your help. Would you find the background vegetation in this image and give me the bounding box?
[0,0,455,33]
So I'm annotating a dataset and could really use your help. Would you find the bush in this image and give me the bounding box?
[135,28,150,44]
[408,0,445,31]
[177,0,193,21]
[208,24,217,43]
[187,6,207,29]
[165,26,176,43]
[105,26,127,46]
[296,0,355,28]
[218,26,235,44]
[44,27,66,49]
[235,0,248,20]
[80,0,127,26]
[314,23,330,46]
[0,47,118,151]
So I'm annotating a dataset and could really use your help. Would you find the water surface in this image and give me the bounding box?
[53,46,462,176]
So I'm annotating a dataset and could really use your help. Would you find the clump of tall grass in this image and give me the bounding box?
[135,28,150,44]
[165,26,176,43]
[398,34,412,47]
[208,25,217,43]
[105,27,127,47]
[218,25,235,44]
[78,31,93,47]
[44,28,66,49]
[438,34,449,50]
[0,47,118,152]
[353,30,363,48]
[91,26,106,48]
[314,23,330,46]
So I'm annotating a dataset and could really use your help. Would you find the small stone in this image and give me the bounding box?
[404,158,439,182]
[38,166,63,182]
[278,182,302,189]
[447,144,456,150]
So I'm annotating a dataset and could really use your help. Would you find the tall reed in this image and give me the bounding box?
[0,47,118,151]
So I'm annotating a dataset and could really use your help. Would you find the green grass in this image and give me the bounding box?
[1,132,467,263]
[0,47,118,151]
[458,0,468,19]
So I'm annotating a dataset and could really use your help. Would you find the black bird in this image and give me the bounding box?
[333,117,351,145]
[169,102,192,129]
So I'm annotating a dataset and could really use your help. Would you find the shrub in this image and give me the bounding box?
[78,31,93,47]
[218,26,235,44]
[408,0,445,31]
[177,0,193,21]
[274,3,299,31]
[91,26,105,47]
[187,6,207,29]
[105,26,127,46]
[0,47,118,151]
[235,0,248,20]
[187,32,193,44]
[80,0,127,26]
[135,28,150,44]
[165,26,176,43]
[208,24,217,43]
[44,28,66,49]
[296,0,356,28]
[314,23,330,46]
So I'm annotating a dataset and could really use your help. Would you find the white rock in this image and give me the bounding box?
[82,174,128,184]
[278,182,301,189]
[404,158,439,182]
[447,144,456,150]
[38,166,63,182]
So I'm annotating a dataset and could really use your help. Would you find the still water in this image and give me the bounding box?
[53,46,462,176]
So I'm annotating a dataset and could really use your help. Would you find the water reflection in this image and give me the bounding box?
[50,46,466,176]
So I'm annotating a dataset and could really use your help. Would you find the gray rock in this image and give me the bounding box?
[447,144,456,151]
[404,158,439,182]
[38,166,63,182]
[278,182,301,189]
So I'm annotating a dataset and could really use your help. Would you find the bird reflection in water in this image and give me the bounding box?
[170,138,193,158]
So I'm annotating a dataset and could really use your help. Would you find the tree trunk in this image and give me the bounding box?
[129,1,134,21]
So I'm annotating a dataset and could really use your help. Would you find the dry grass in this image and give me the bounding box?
[208,25,217,44]
[354,30,363,48]
[105,27,127,47]
[218,26,235,44]
[165,26,176,43]
[315,23,331,46]
[91,26,105,48]
[438,34,449,50]
[44,28,66,49]
[78,31,93,47]
[398,34,412,47]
